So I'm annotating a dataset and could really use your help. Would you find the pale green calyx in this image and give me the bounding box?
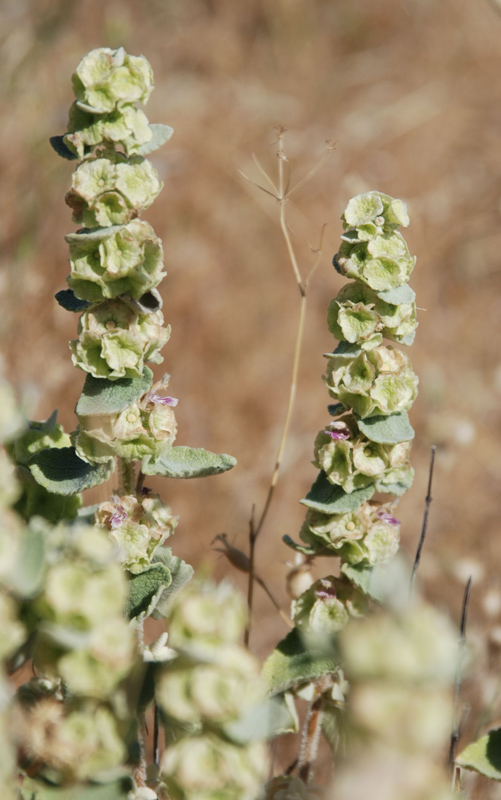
[70,299,170,380]
[66,154,162,228]
[160,735,269,800]
[342,191,409,231]
[95,493,178,573]
[299,502,400,565]
[75,375,178,463]
[327,281,417,347]
[66,220,165,302]
[312,416,413,494]
[324,345,418,419]
[72,47,153,115]
[291,576,367,636]
[64,102,153,158]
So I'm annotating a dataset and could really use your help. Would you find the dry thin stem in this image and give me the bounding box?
[449,576,473,782]
[244,130,328,646]
[409,445,437,596]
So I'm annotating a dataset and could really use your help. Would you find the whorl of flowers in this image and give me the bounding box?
[288,191,418,631]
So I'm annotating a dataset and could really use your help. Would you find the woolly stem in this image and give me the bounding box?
[117,457,135,496]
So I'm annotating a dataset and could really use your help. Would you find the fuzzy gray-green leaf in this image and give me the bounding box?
[300,472,374,514]
[29,448,114,495]
[136,123,174,155]
[375,284,416,304]
[224,694,298,744]
[262,628,339,695]
[150,547,194,619]
[355,411,414,444]
[76,367,153,417]
[142,445,236,479]
[340,562,388,603]
[126,562,173,620]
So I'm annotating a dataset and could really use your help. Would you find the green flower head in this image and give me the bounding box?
[64,102,152,158]
[70,299,170,380]
[327,282,418,348]
[66,220,165,302]
[312,416,413,494]
[66,154,162,228]
[292,576,368,636]
[167,580,248,652]
[323,345,418,419]
[161,735,268,800]
[72,47,153,115]
[342,191,410,233]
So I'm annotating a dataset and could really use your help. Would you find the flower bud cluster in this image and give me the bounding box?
[331,605,457,799]
[95,491,177,573]
[312,416,413,495]
[57,47,171,390]
[299,502,400,565]
[75,375,177,465]
[157,581,269,800]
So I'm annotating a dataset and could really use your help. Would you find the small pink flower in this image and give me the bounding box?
[377,510,400,526]
[110,496,127,528]
[325,429,350,440]
[148,393,178,407]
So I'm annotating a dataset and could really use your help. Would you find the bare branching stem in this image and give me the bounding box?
[243,130,328,646]
[449,576,473,780]
[409,445,437,596]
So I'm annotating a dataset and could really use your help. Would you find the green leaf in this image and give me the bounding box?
[328,403,346,417]
[142,445,236,479]
[126,563,172,620]
[321,705,344,756]
[29,448,114,495]
[64,226,123,243]
[224,693,298,745]
[457,729,501,780]
[375,284,415,304]
[55,289,91,313]
[262,628,339,695]
[340,562,388,603]
[76,367,153,416]
[355,411,414,444]
[21,777,133,800]
[300,472,374,514]
[326,341,363,358]
[136,123,174,155]
[150,547,194,619]
[49,135,79,160]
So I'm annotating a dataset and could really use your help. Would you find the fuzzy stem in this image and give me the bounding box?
[297,677,330,783]
[117,457,135,496]
[133,710,148,788]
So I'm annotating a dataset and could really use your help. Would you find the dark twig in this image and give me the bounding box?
[449,576,472,782]
[153,703,160,769]
[409,445,437,596]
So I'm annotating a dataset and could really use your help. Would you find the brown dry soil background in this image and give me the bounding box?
[3,0,501,795]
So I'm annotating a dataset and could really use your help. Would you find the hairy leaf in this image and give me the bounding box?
[64,226,123,243]
[328,403,346,417]
[326,341,363,359]
[10,525,46,597]
[375,284,415,304]
[300,472,374,514]
[76,367,153,416]
[126,563,172,620]
[136,123,174,155]
[55,289,91,313]
[355,411,414,444]
[29,448,114,495]
[282,535,328,557]
[150,547,194,619]
[142,445,236,479]
[341,562,388,603]
[262,627,339,695]
[457,729,501,781]
[321,705,344,756]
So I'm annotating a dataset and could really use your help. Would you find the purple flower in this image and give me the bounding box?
[325,429,350,440]
[377,510,400,526]
[148,393,178,407]
[110,496,127,528]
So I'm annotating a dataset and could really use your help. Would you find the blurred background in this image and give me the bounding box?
[2,0,501,793]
